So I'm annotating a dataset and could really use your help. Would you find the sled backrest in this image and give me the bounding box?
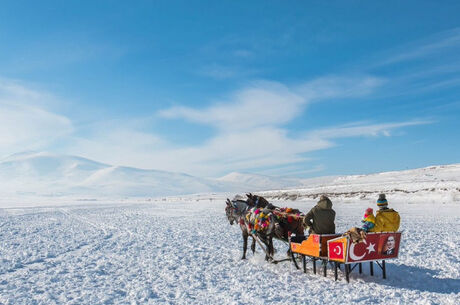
[327,232,402,263]
[291,234,341,257]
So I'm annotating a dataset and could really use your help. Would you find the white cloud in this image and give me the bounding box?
[97,76,426,177]
[66,117,432,177]
[0,75,431,178]
[296,76,384,101]
[377,27,460,66]
[61,125,167,168]
[159,81,306,130]
[0,80,73,158]
[307,120,432,139]
[159,76,384,132]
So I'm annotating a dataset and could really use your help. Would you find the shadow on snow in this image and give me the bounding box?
[366,262,460,294]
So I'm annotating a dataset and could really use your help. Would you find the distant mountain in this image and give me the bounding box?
[259,164,460,203]
[0,152,293,198]
[0,151,108,180]
[0,152,221,197]
[0,151,458,201]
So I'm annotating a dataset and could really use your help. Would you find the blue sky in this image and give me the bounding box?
[0,0,459,178]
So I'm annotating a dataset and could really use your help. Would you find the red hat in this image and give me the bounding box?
[365,208,373,216]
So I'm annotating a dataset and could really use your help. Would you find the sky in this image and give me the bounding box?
[0,0,459,178]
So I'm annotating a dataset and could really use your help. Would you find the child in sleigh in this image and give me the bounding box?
[345,207,376,244]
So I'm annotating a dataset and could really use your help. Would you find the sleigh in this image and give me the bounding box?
[290,232,402,282]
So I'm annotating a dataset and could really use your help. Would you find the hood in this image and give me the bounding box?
[316,198,333,209]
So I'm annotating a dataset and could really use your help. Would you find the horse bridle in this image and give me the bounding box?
[226,203,238,225]
[227,200,247,225]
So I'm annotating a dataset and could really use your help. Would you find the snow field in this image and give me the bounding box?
[0,198,459,304]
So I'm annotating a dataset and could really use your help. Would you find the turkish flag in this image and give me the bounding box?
[328,241,345,260]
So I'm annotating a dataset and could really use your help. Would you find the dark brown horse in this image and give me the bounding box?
[246,193,305,242]
[246,193,273,208]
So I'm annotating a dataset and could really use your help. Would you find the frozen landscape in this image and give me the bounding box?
[2,2,460,304]
[0,162,459,304]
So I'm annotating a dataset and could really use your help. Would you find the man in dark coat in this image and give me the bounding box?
[304,195,336,234]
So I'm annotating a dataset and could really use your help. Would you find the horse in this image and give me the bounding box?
[225,198,275,260]
[226,194,307,261]
[246,193,305,242]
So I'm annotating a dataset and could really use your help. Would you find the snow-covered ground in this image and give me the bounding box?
[1,195,459,304]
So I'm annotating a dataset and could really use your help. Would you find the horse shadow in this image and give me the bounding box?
[361,262,460,294]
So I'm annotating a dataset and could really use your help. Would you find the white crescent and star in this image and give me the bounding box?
[349,242,366,260]
[334,245,342,255]
[366,242,376,254]
[349,241,376,261]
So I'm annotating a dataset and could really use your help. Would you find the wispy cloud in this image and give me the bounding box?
[62,27,451,176]
[0,79,73,157]
[0,74,431,177]
[296,76,384,101]
[349,27,460,106]
[159,76,384,130]
[378,28,460,66]
[306,120,433,139]
[2,36,128,74]
[150,76,429,176]
[159,81,305,130]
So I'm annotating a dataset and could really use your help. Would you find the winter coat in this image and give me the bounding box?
[369,209,400,232]
[304,198,336,234]
[361,214,375,232]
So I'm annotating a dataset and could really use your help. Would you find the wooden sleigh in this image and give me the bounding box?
[290,232,402,282]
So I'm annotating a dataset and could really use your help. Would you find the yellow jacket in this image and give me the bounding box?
[369,209,400,232]
[363,214,375,224]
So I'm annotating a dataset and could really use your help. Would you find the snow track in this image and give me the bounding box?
[0,199,459,304]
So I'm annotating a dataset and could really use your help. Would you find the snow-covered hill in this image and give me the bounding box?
[0,151,459,203]
[0,152,233,198]
[259,164,460,204]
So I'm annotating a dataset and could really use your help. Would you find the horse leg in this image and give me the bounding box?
[261,235,271,261]
[251,237,256,254]
[242,231,248,260]
[266,237,274,261]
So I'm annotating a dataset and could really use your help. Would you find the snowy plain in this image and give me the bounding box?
[0,164,459,304]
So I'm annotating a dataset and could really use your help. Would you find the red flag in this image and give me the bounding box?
[328,241,345,260]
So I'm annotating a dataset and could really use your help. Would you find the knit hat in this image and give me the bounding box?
[365,207,373,217]
[377,194,388,208]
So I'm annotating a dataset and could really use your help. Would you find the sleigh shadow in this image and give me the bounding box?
[367,262,460,294]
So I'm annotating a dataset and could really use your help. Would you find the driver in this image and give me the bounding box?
[304,195,336,234]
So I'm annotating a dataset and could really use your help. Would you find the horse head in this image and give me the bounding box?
[225,199,237,225]
[246,193,270,208]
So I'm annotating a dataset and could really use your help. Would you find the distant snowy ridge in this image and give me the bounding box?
[258,164,460,204]
[0,152,285,199]
[0,151,459,202]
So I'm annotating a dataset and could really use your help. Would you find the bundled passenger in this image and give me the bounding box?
[361,207,375,232]
[369,194,400,232]
[344,208,374,244]
[304,195,336,234]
